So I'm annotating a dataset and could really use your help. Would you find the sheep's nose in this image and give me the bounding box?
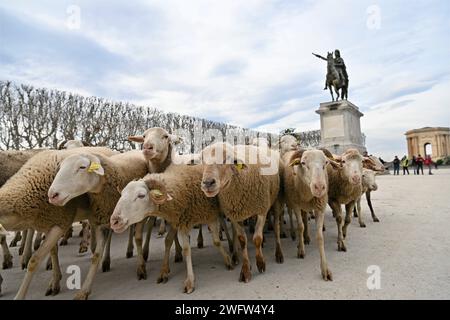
[49,191,59,200]
[202,178,216,188]
[110,214,122,227]
[352,175,361,184]
[313,183,326,194]
[143,143,154,150]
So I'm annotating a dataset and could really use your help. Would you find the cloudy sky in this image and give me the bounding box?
[0,0,449,159]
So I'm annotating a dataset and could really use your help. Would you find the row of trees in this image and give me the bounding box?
[0,81,322,152]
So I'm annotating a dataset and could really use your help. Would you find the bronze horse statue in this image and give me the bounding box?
[325,52,348,101]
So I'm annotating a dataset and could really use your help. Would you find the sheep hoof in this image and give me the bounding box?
[197,241,204,249]
[174,253,183,263]
[304,236,311,245]
[74,291,89,300]
[373,217,380,222]
[3,254,13,269]
[231,252,239,266]
[79,244,88,254]
[359,223,366,228]
[290,232,296,241]
[157,272,170,283]
[137,265,147,280]
[256,258,265,273]
[59,239,68,246]
[297,251,305,259]
[126,250,133,259]
[45,282,60,296]
[338,242,347,252]
[102,259,111,272]
[322,268,333,281]
[239,266,252,283]
[183,280,195,294]
[275,252,284,264]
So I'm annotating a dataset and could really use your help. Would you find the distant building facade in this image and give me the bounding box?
[405,127,450,160]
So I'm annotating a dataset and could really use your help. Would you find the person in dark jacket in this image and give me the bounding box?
[393,156,400,175]
[416,154,424,175]
[412,155,417,174]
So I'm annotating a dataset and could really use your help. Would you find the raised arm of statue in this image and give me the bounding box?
[312,53,327,61]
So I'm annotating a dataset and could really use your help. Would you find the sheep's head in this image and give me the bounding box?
[362,168,378,191]
[58,139,87,150]
[200,142,247,197]
[336,149,364,185]
[48,153,104,206]
[289,149,329,198]
[128,127,182,162]
[110,179,172,233]
[279,135,300,155]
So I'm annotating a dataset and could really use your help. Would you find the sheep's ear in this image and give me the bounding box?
[88,162,104,175]
[328,159,341,169]
[128,135,145,143]
[231,159,247,175]
[169,134,183,145]
[82,141,91,147]
[363,157,383,172]
[149,189,167,205]
[289,158,301,167]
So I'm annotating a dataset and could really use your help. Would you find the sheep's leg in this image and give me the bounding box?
[14,226,64,300]
[208,221,232,270]
[74,226,107,300]
[45,245,62,296]
[101,229,112,272]
[90,227,97,254]
[18,229,28,255]
[179,230,195,294]
[294,209,305,258]
[79,221,90,254]
[273,202,284,264]
[60,227,72,246]
[279,210,287,239]
[158,219,166,236]
[301,210,311,244]
[21,229,34,270]
[366,191,379,222]
[1,235,13,269]
[197,224,204,249]
[314,210,332,281]
[234,221,252,282]
[143,216,156,262]
[288,208,296,241]
[9,231,22,247]
[343,202,354,239]
[173,230,183,263]
[157,225,177,283]
[33,232,43,251]
[355,197,366,228]
[134,221,146,280]
[330,202,346,251]
[126,224,135,258]
[219,213,233,254]
[231,223,240,265]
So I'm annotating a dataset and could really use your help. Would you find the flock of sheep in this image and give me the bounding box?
[0,127,385,299]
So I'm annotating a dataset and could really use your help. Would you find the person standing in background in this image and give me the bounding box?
[424,155,433,175]
[401,155,410,175]
[416,154,424,175]
[412,155,417,174]
[393,156,400,175]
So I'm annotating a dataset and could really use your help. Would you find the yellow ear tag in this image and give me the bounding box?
[235,163,244,171]
[289,159,301,167]
[150,189,164,197]
[88,162,101,173]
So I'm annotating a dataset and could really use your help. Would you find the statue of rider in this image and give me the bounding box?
[333,49,348,89]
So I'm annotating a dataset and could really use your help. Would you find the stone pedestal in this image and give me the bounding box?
[315,100,366,155]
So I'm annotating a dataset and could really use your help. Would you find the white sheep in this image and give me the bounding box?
[48,150,149,299]
[110,163,233,293]
[353,168,381,227]
[200,142,283,283]
[0,146,115,299]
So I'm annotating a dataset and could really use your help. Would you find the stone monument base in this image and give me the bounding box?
[315,100,366,155]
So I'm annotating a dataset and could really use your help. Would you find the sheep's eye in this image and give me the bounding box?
[342,160,346,164]
[79,166,87,170]
[301,161,306,166]
[137,194,145,199]
[163,135,169,139]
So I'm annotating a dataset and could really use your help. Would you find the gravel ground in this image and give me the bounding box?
[1,168,450,300]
